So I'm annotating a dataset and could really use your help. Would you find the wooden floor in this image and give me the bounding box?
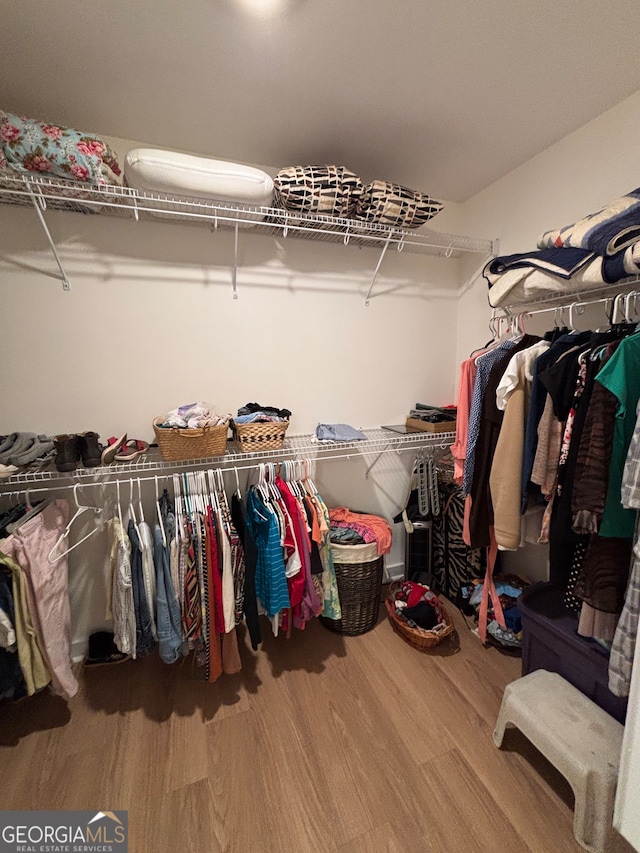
[0,599,633,853]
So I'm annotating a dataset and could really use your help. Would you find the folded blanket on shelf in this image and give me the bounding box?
[487,243,640,308]
[484,247,595,285]
[537,188,640,256]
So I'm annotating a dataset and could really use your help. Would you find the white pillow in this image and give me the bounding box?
[124,148,274,224]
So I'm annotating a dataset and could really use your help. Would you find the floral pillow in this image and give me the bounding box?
[0,110,121,186]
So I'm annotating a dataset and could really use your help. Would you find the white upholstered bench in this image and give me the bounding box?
[493,669,624,853]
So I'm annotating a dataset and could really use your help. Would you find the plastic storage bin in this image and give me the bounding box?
[519,582,628,724]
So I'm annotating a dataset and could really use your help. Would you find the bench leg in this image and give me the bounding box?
[492,696,515,748]
[572,770,617,853]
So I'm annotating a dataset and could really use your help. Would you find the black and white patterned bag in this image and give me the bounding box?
[274,165,363,217]
[355,179,444,229]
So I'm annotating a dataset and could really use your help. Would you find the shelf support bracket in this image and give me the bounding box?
[25,183,71,291]
[232,222,239,299]
[364,230,394,307]
[365,441,394,479]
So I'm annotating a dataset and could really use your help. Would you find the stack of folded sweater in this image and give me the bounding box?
[0,432,55,476]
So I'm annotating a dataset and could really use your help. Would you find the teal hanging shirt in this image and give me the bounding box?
[596,331,640,538]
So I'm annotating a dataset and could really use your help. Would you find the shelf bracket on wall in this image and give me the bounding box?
[25,182,71,291]
[232,222,239,299]
[364,230,394,306]
[364,441,394,478]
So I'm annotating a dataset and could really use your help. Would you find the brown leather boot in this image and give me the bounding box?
[54,434,80,472]
[77,431,103,468]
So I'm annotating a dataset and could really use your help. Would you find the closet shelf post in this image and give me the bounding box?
[364,230,394,307]
[232,222,239,300]
[25,181,71,291]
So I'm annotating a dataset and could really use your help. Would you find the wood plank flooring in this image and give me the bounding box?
[0,600,634,853]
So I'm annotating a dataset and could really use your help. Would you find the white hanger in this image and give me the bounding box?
[304,457,318,495]
[234,466,242,499]
[612,293,625,325]
[155,475,167,548]
[116,478,124,530]
[182,472,193,520]
[128,478,141,539]
[204,469,217,513]
[172,473,183,535]
[268,462,281,501]
[6,492,52,533]
[48,484,102,564]
[216,468,231,517]
[568,301,587,331]
[285,459,300,498]
[137,477,145,526]
[257,463,270,503]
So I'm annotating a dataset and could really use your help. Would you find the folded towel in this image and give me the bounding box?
[315,424,367,442]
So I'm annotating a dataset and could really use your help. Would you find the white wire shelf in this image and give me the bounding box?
[0,173,494,259]
[0,428,455,491]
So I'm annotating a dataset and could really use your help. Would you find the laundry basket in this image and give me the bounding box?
[321,541,384,636]
[153,418,229,461]
[231,419,289,452]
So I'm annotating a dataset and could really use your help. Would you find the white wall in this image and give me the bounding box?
[0,139,467,652]
[0,152,464,440]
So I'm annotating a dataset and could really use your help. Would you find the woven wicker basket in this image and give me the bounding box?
[153,418,229,461]
[385,582,455,651]
[321,542,384,636]
[231,419,289,452]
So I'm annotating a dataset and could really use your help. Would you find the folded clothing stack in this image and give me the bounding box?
[408,403,457,424]
[328,507,392,556]
[0,432,55,477]
[158,401,231,429]
[233,402,291,424]
[484,186,640,308]
[315,423,366,442]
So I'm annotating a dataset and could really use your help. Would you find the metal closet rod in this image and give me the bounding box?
[497,288,640,322]
[0,442,445,499]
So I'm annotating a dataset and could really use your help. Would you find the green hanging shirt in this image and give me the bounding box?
[596,331,640,538]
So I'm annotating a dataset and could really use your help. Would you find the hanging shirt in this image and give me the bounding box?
[462,339,519,496]
[138,521,157,641]
[108,516,136,659]
[246,489,290,619]
[610,402,640,696]
[521,331,592,512]
[231,493,262,651]
[596,331,640,538]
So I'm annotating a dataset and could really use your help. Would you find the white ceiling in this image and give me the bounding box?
[2,0,640,203]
